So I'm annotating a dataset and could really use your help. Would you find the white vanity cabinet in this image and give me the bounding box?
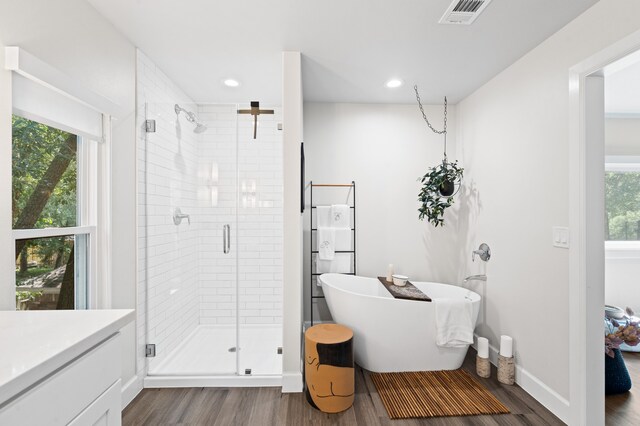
[0,310,134,426]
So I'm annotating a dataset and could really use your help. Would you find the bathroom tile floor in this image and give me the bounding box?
[124,349,563,425]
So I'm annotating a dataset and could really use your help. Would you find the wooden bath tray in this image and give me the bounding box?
[377,277,432,302]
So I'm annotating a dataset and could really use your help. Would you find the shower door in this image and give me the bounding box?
[142,102,283,377]
[143,102,238,376]
[236,105,284,376]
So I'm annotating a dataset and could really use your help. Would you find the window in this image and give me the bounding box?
[5,48,111,312]
[605,157,640,241]
[12,115,97,310]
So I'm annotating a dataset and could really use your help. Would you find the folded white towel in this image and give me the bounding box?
[331,204,350,228]
[434,298,474,348]
[315,254,353,281]
[316,206,332,228]
[317,227,335,260]
[334,227,352,251]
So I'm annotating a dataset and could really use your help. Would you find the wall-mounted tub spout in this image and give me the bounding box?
[173,208,191,225]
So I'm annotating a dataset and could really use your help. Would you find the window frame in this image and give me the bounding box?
[605,155,640,247]
[10,114,109,310]
[2,47,119,311]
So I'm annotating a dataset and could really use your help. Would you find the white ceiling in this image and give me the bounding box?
[605,50,640,115]
[88,0,598,105]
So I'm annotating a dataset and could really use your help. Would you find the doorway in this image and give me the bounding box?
[569,30,640,425]
[602,51,640,423]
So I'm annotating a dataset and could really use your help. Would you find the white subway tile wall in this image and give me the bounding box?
[136,50,283,377]
[197,105,283,326]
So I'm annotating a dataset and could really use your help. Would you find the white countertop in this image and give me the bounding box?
[0,309,134,405]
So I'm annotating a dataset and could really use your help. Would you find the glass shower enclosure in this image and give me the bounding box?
[141,101,283,383]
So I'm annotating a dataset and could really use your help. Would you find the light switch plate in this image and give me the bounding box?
[553,226,570,249]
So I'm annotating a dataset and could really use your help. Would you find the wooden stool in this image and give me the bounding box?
[304,324,354,413]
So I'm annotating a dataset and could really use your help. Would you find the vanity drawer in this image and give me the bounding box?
[68,379,122,426]
[0,333,121,426]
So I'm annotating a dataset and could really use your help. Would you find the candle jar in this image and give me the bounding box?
[498,355,515,385]
[476,355,491,378]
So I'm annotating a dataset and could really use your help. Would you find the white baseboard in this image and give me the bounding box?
[144,375,282,388]
[513,361,569,424]
[121,374,143,410]
[474,335,569,424]
[282,372,303,393]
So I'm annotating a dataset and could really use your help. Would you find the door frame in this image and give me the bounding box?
[569,28,640,425]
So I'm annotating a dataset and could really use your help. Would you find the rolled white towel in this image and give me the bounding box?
[434,298,474,348]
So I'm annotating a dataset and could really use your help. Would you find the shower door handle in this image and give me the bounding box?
[223,224,231,254]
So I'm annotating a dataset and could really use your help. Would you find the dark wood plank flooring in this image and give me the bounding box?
[606,351,640,425]
[123,351,564,425]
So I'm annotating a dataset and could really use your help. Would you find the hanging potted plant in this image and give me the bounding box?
[418,160,463,227]
[414,86,464,227]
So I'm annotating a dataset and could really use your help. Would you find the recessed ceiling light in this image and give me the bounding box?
[385,79,403,89]
[223,79,240,87]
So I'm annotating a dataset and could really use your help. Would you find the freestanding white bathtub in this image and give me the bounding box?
[320,273,481,372]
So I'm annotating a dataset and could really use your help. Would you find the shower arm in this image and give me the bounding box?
[175,104,195,122]
[175,104,207,133]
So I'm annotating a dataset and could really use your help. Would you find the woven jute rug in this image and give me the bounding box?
[370,369,510,419]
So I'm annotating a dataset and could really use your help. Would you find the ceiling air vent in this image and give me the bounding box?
[439,0,492,25]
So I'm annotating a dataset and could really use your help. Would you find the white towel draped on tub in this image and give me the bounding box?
[434,298,474,348]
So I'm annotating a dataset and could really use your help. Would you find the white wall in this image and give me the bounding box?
[0,0,138,404]
[111,110,137,391]
[605,117,640,156]
[303,103,462,322]
[456,0,640,417]
[282,51,304,392]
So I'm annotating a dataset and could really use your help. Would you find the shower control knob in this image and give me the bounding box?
[472,243,491,262]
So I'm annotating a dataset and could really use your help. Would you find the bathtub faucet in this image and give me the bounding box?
[463,274,487,283]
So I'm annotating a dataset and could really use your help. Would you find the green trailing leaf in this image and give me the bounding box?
[417,160,463,227]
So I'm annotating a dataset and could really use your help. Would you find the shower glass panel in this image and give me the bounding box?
[144,102,238,376]
[143,102,283,378]
[236,106,283,376]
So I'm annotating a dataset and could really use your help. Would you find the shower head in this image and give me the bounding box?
[194,123,208,134]
[174,104,208,133]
